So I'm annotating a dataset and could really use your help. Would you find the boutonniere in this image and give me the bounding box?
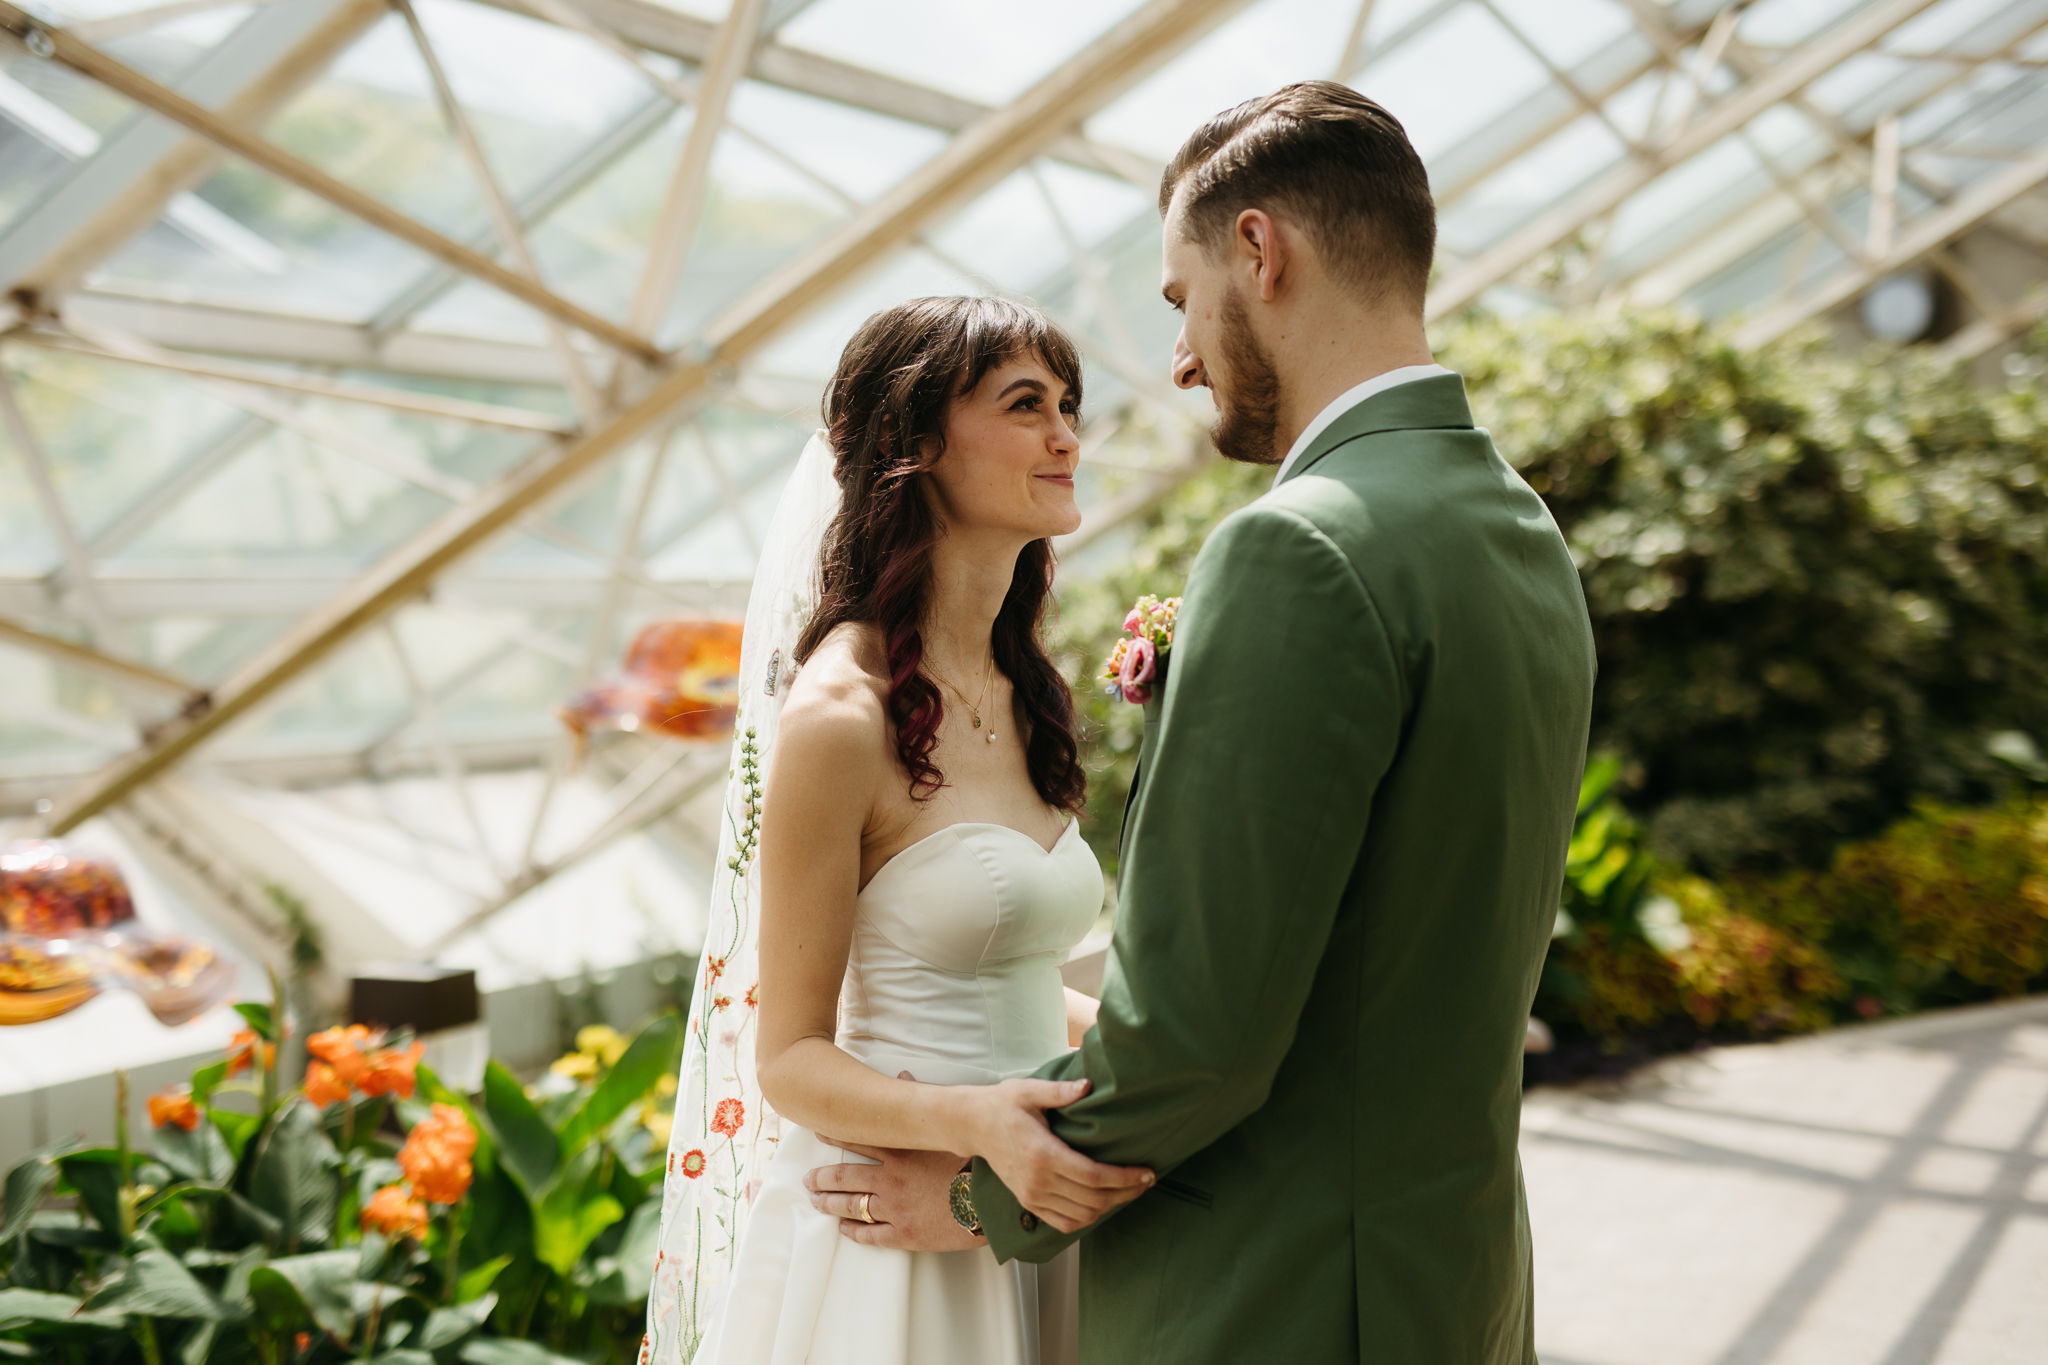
[1101,595,1179,705]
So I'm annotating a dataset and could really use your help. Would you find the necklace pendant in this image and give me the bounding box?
[972,711,982,729]
[985,731,995,743]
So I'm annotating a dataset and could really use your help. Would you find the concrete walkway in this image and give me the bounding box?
[1524,996,2048,1365]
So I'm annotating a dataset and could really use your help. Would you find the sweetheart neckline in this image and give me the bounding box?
[861,818,1080,893]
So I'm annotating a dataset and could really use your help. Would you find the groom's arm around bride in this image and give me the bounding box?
[822,84,1594,1365]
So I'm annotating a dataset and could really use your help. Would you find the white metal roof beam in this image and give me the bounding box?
[0,613,200,696]
[0,3,662,361]
[394,0,604,416]
[626,0,771,346]
[1425,0,1946,323]
[493,0,1156,185]
[1738,146,2048,347]
[0,0,383,306]
[68,290,569,384]
[41,0,1256,835]
[365,92,675,341]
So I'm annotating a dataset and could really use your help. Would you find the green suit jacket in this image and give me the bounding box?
[971,374,1595,1363]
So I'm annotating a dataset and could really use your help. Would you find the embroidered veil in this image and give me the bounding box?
[643,431,840,1365]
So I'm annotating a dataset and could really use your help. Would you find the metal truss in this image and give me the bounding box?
[6,0,2043,980]
[7,0,1251,975]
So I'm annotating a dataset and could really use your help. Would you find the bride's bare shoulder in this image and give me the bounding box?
[776,623,890,765]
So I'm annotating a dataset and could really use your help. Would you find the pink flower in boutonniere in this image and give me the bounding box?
[1118,638,1157,703]
[1102,594,1180,704]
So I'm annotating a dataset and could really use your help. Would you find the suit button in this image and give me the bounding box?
[1020,1211,1038,1233]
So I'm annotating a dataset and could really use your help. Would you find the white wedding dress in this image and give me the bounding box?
[691,818,1102,1365]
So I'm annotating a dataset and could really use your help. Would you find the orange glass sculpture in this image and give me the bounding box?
[0,841,235,1027]
[559,619,745,746]
[2,840,134,934]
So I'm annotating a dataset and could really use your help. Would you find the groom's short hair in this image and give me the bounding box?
[1161,82,1435,312]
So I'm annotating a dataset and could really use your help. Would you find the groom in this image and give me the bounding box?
[809,83,1594,1363]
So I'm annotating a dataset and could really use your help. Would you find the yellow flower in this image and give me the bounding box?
[576,1024,628,1067]
[550,1051,598,1080]
[654,1072,677,1098]
[641,1106,674,1145]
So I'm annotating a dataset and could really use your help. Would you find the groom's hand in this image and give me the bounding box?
[805,1140,985,1252]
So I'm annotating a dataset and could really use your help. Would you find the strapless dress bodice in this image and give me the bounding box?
[838,820,1102,1087]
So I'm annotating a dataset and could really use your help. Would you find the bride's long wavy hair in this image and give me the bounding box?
[795,296,1086,814]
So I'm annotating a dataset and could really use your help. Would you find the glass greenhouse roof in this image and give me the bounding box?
[0,0,2044,1064]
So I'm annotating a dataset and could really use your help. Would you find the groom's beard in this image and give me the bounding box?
[1209,287,1283,466]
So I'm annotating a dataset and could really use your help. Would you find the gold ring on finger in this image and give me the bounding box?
[858,1191,876,1224]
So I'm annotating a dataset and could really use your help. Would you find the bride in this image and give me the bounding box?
[643,296,1154,1365]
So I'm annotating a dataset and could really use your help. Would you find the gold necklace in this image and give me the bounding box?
[936,652,997,743]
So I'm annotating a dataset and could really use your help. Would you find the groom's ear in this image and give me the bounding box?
[1231,208,1289,303]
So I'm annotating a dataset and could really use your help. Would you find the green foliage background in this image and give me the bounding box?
[1055,312,2048,883]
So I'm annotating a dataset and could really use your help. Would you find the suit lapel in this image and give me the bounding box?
[1117,692,1164,889]
[1279,372,1475,486]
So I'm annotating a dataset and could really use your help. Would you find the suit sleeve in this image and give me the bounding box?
[975,503,1405,1263]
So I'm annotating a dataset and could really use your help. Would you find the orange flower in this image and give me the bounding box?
[710,1097,744,1138]
[360,1182,428,1240]
[148,1088,200,1131]
[224,1028,274,1077]
[398,1103,477,1205]
[357,1040,423,1099]
[305,1024,375,1086]
[674,1148,705,1179]
[302,1060,350,1107]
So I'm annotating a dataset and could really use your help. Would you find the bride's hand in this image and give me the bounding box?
[965,1078,1153,1234]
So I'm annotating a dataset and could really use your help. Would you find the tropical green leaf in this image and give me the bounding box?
[452,1254,512,1304]
[154,1118,234,1187]
[350,1278,417,1322]
[55,1150,123,1236]
[481,1062,557,1194]
[82,1247,228,1320]
[247,1250,355,1339]
[249,1099,338,1253]
[27,1220,118,1252]
[231,1002,277,1041]
[532,1146,622,1276]
[586,1195,661,1305]
[460,1338,585,1365]
[418,1292,497,1349]
[360,1352,436,1365]
[187,1060,229,1109]
[219,1244,267,1315]
[0,1287,126,1331]
[1,1139,75,1244]
[176,1321,217,1365]
[225,1189,283,1247]
[209,1109,260,1161]
[535,1192,622,1278]
[1578,754,1620,814]
[557,1014,680,1157]
[460,1163,534,1270]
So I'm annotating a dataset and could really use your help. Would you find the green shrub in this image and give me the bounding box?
[1730,796,2048,1015]
[1062,312,2048,878]
[1447,310,2048,874]
[1536,787,2048,1045]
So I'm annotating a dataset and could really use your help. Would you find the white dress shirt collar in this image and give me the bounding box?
[1272,363,1455,485]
